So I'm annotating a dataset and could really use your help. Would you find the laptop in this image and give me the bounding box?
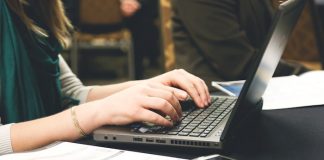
[93,0,306,149]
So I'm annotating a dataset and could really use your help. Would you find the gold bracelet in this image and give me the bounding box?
[70,106,87,137]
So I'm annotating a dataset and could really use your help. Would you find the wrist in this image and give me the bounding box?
[73,101,104,134]
[70,107,87,137]
[87,99,113,127]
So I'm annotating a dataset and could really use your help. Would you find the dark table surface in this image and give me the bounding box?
[79,105,324,160]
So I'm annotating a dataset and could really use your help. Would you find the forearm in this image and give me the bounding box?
[58,54,145,103]
[86,80,145,102]
[10,101,102,152]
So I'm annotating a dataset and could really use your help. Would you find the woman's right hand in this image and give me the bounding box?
[94,83,187,127]
[120,0,141,17]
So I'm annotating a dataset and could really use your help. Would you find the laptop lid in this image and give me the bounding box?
[221,0,306,142]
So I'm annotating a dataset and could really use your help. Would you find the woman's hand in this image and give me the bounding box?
[148,69,211,108]
[92,69,210,127]
[95,83,184,127]
[120,0,141,17]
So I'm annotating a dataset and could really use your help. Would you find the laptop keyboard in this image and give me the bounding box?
[166,97,236,137]
[130,97,236,138]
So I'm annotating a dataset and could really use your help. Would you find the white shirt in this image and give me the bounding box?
[0,55,94,155]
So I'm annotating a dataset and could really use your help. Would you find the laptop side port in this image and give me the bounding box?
[156,139,166,143]
[146,138,154,142]
[133,137,143,142]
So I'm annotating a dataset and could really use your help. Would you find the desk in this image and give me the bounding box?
[227,106,324,160]
[79,106,324,160]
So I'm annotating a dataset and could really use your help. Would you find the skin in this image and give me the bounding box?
[120,0,141,17]
[11,69,211,152]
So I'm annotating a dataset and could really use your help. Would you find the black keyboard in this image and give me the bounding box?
[166,97,236,137]
[130,97,237,138]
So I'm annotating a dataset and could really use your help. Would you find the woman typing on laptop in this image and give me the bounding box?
[0,0,210,155]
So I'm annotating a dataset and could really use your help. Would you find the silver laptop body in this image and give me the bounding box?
[93,0,306,149]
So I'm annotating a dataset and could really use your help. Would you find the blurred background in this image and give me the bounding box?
[61,0,324,86]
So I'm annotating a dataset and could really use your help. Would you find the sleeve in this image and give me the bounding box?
[59,55,95,104]
[172,0,257,81]
[137,0,149,5]
[0,124,14,155]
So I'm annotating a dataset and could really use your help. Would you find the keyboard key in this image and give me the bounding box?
[189,133,200,137]
[170,127,182,132]
[211,97,218,103]
[178,132,190,136]
[203,130,211,134]
[167,132,178,135]
[200,133,208,137]
[187,124,199,128]
[207,126,215,130]
[206,117,216,121]
[201,122,211,126]
[187,115,196,119]
[203,120,213,123]
[184,126,195,130]
[182,128,193,133]
[182,119,191,124]
[192,129,205,133]
[197,125,208,129]
[190,121,200,125]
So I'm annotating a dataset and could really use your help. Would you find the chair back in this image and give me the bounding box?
[278,0,324,70]
[78,0,124,33]
[79,0,123,25]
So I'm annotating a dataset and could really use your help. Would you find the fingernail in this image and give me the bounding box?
[200,101,205,108]
[175,115,180,121]
[181,92,188,99]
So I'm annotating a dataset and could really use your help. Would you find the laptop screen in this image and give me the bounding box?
[221,0,307,141]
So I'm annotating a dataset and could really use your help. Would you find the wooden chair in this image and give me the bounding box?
[282,0,323,70]
[159,0,175,71]
[70,0,135,79]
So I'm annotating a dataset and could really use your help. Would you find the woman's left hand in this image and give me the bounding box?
[147,69,211,108]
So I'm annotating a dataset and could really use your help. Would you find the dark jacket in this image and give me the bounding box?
[172,0,286,89]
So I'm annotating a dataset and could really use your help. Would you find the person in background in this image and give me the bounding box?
[172,0,309,91]
[120,0,160,79]
[0,0,210,155]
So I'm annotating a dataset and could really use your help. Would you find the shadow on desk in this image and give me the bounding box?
[78,106,324,160]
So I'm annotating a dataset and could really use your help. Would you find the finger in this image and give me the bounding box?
[136,109,173,127]
[147,83,188,101]
[191,77,208,107]
[142,96,180,122]
[169,70,205,108]
[145,84,183,117]
[177,69,210,107]
[187,74,211,105]
[203,80,212,103]
[169,87,189,101]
